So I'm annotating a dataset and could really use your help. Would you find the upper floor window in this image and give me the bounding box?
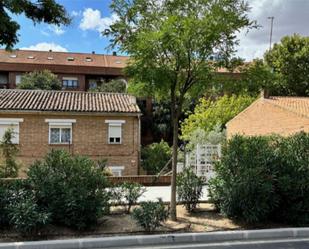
[0,118,24,144]
[67,57,74,61]
[62,77,78,89]
[15,75,22,85]
[105,120,126,144]
[88,79,97,89]
[0,74,8,85]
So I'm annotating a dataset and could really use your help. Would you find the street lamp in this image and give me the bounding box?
[268,16,274,50]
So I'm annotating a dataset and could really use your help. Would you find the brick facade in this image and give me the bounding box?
[0,112,140,176]
[226,98,309,138]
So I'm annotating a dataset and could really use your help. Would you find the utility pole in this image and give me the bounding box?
[268,16,274,50]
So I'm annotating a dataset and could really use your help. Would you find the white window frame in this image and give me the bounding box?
[109,166,124,176]
[105,120,125,145]
[45,119,76,145]
[0,118,24,144]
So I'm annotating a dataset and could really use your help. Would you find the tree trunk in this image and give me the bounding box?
[170,106,179,221]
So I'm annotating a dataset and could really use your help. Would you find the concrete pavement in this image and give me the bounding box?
[1,228,309,249]
[141,186,209,202]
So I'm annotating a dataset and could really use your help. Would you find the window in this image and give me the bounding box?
[109,166,124,176]
[9,54,17,58]
[0,119,24,144]
[27,56,35,59]
[47,56,54,60]
[85,57,92,62]
[49,127,71,144]
[88,79,97,89]
[0,74,8,85]
[105,120,125,144]
[15,75,22,85]
[62,77,78,88]
[45,119,76,144]
[67,57,74,61]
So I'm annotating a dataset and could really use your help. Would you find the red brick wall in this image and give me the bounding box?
[227,99,309,138]
[0,113,140,176]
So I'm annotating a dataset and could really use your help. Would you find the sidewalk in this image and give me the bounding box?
[140,186,209,202]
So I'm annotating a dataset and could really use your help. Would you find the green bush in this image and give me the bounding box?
[8,189,50,235]
[18,70,61,90]
[141,140,171,174]
[119,182,146,213]
[27,150,109,230]
[132,199,169,232]
[177,168,204,213]
[208,132,309,225]
[273,132,309,224]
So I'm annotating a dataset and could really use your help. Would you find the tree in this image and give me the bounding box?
[265,34,309,96]
[106,0,254,220]
[0,0,70,49]
[141,140,172,174]
[0,129,20,178]
[18,70,62,90]
[89,79,127,93]
[181,95,255,141]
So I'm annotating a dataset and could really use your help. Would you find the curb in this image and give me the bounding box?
[0,228,309,249]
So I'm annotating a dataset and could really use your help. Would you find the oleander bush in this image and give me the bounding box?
[209,132,309,225]
[132,199,169,232]
[116,182,146,214]
[177,167,204,213]
[27,149,110,230]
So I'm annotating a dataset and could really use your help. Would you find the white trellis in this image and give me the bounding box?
[178,143,221,181]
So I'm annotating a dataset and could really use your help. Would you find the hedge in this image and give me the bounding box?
[209,132,309,225]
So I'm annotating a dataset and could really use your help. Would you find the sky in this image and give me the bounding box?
[7,0,309,61]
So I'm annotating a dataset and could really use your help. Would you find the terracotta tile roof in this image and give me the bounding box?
[0,89,140,114]
[265,96,309,118]
[0,49,129,68]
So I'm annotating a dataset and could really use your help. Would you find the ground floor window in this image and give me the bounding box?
[0,118,23,144]
[45,119,76,145]
[49,127,71,144]
[109,166,124,176]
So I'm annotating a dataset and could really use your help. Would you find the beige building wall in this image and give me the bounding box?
[226,99,309,138]
[0,112,140,176]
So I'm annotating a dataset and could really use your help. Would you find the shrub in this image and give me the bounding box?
[27,150,109,230]
[208,135,278,223]
[8,188,50,235]
[132,199,169,232]
[141,140,171,174]
[177,168,203,212]
[119,182,146,213]
[208,133,309,225]
[18,70,61,90]
[0,128,20,178]
[273,132,309,224]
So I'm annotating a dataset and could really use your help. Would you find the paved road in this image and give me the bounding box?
[110,238,309,249]
[141,185,209,202]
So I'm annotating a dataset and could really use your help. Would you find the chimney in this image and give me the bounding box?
[112,51,117,56]
[92,51,95,54]
[261,88,270,99]
[49,49,52,52]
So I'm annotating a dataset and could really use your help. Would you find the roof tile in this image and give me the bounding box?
[0,89,140,114]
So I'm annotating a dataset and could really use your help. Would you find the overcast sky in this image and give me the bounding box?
[237,0,309,60]
[8,0,309,61]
